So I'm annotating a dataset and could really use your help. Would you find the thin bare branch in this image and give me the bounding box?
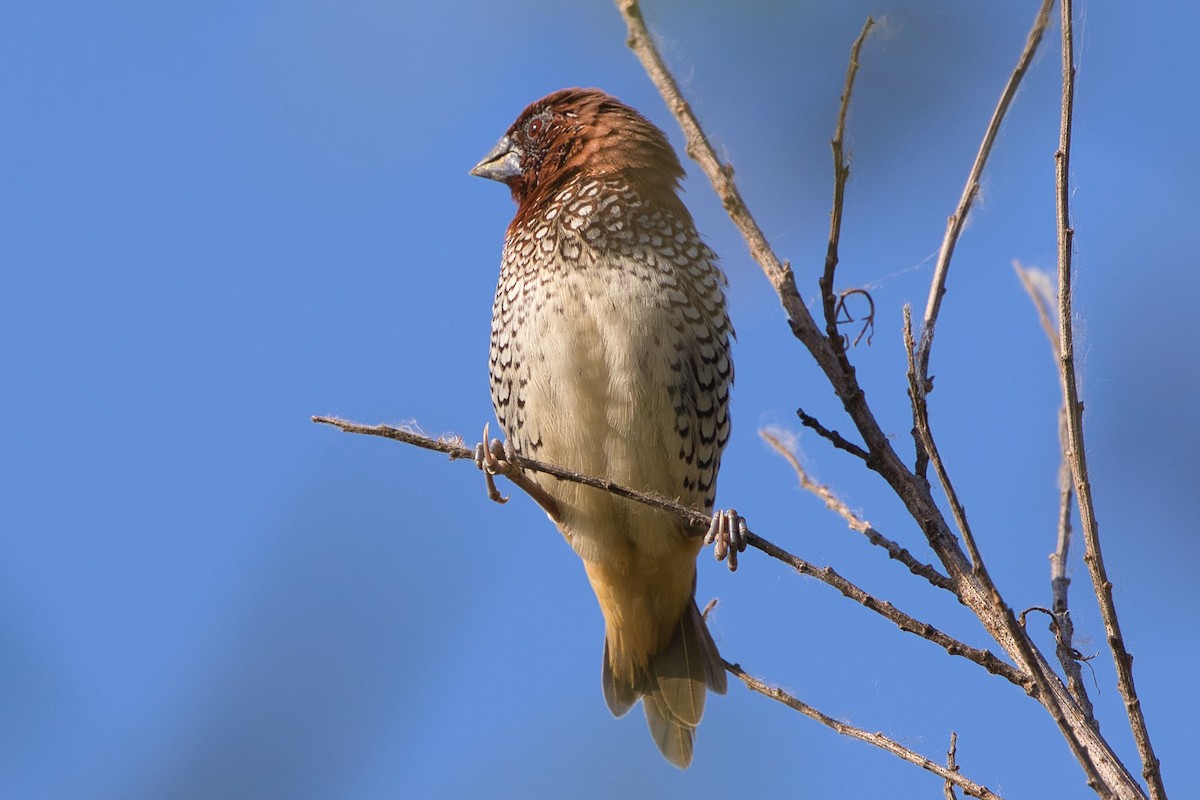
[613,2,784,287]
[614,0,843,385]
[1052,2,1164,796]
[1050,407,1091,717]
[314,414,1027,687]
[746,527,1029,688]
[902,311,1115,796]
[915,0,1055,384]
[312,415,713,531]
[1014,262,1094,721]
[822,17,876,344]
[1013,262,1060,353]
[795,407,869,461]
[903,308,984,571]
[944,731,960,800]
[726,662,1002,800]
[760,428,954,592]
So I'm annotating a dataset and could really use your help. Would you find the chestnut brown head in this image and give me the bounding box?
[471,88,685,211]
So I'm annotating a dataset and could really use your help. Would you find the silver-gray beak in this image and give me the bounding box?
[470,135,522,182]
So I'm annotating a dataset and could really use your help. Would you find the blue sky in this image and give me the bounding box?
[2,1,1196,798]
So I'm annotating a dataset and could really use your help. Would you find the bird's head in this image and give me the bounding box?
[471,88,685,211]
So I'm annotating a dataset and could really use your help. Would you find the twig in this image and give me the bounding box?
[1050,407,1091,718]
[903,310,1114,796]
[915,0,1055,384]
[1052,2,1164,796]
[725,662,1002,800]
[313,416,472,456]
[1014,262,1093,721]
[795,407,869,461]
[760,428,953,592]
[1000,613,1114,797]
[903,308,984,572]
[1018,606,1087,671]
[312,415,714,531]
[314,414,1027,687]
[944,731,960,800]
[614,2,784,287]
[822,18,876,346]
[1013,262,1059,348]
[746,529,1029,688]
[614,0,843,385]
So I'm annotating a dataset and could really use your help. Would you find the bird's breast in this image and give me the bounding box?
[489,179,730,569]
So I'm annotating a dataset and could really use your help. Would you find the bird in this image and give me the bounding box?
[470,88,734,768]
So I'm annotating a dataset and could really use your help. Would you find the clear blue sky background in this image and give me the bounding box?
[3,2,1196,798]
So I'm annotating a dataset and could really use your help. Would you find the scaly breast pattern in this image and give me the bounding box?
[489,176,732,596]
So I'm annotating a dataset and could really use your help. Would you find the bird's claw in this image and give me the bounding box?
[473,422,511,504]
[704,508,748,572]
[472,424,563,522]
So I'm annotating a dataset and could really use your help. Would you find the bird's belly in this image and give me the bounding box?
[510,272,693,568]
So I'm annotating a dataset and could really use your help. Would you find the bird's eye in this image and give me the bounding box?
[526,117,545,138]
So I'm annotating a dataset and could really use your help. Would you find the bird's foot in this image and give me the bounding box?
[473,423,563,522]
[704,509,748,572]
[473,422,514,504]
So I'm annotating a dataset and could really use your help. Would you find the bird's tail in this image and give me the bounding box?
[602,598,727,768]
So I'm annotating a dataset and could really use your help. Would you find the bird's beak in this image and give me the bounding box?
[470,135,523,182]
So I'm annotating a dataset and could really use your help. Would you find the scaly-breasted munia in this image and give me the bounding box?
[471,88,733,768]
